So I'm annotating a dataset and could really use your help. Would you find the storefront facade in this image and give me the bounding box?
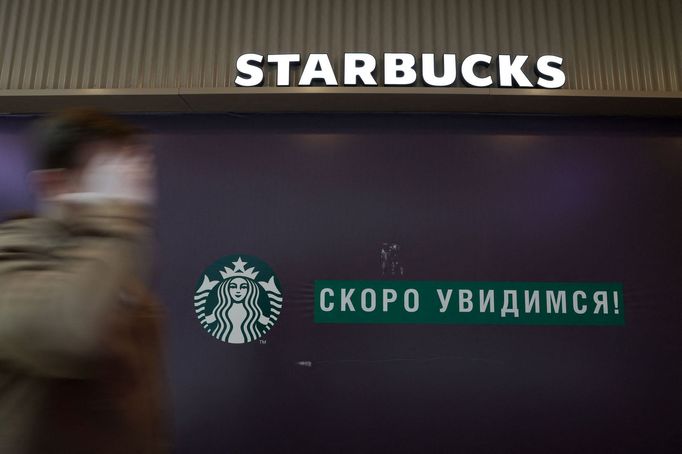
[1,1,681,452]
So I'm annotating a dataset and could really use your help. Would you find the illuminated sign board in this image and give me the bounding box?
[315,281,624,326]
[235,53,565,88]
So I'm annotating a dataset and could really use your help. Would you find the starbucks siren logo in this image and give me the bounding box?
[194,255,282,343]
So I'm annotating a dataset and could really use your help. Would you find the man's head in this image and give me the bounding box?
[31,109,145,200]
[33,110,154,204]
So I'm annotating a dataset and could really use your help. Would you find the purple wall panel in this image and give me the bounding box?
[0,118,33,213]
[1,114,681,452]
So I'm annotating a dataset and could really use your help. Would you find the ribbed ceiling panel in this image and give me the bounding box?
[0,0,679,91]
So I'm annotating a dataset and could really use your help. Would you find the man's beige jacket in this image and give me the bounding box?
[0,203,167,454]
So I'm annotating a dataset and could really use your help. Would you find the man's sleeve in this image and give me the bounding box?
[0,203,153,378]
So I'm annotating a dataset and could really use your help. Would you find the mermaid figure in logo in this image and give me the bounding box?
[210,276,271,343]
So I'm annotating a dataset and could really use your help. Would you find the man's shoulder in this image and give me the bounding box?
[2,212,34,222]
[0,215,65,256]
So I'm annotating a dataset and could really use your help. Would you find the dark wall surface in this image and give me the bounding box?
[1,114,681,453]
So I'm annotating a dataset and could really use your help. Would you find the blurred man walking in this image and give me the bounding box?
[0,110,168,454]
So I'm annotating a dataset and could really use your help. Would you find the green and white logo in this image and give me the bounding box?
[194,255,282,343]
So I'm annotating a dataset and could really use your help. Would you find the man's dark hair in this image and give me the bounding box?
[32,109,141,170]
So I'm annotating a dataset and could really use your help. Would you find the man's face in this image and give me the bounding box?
[35,140,156,206]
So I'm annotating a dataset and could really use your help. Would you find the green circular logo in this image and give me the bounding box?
[194,255,282,344]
